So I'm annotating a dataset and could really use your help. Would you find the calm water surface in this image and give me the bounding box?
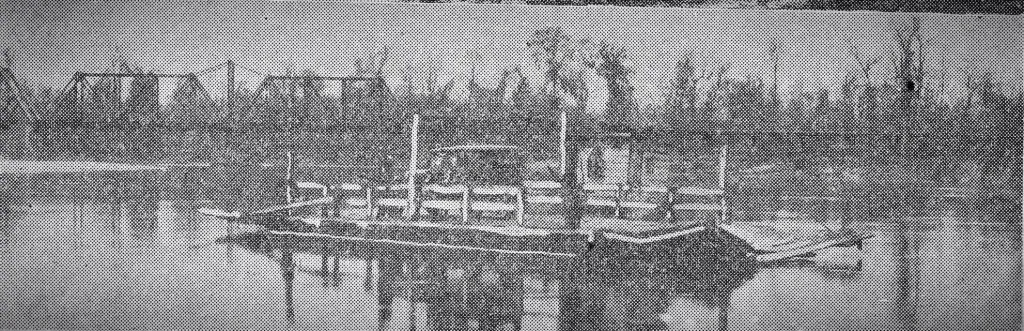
[0,169,1019,330]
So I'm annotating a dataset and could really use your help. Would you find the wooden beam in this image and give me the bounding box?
[405,113,420,219]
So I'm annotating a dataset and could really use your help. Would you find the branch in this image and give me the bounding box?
[375,47,389,77]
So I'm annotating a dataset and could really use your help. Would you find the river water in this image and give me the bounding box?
[0,169,1019,330]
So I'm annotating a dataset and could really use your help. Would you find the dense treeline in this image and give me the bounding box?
[7,22,1018,137]
[0,21,1020,192]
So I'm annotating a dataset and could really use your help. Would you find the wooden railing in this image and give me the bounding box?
[418,184,525,225]
[291,180,726,225]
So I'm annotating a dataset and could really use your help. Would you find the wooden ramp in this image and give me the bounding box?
[755,237,852,263]
[719,222,870,263]
[718,222,823,253]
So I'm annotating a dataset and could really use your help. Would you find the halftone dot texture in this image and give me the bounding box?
[0,1,1020,330]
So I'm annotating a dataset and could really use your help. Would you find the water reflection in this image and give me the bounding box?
[0,179,22,247]
[895,221,922,331]
[91,172,162,248]
[280,245,296,323]
[763,258,865,280]
[223,232,758,330]
[0,166,1017,330]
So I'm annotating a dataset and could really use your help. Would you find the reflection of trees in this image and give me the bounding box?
[370,249,527,331]
[0,178,24,244]
[558,247,756,331]
[280,245,296,323]
[118,172,161,243]
[224,232,757,330]
[92,171,162,246]
[894,218,922,331]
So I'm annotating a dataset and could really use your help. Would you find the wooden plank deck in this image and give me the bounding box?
[264,229,580,257]
[203,203,867,262]
[292,213,681,237]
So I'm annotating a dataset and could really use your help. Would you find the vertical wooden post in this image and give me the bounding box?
[561,110,583,230]
[718,145,728,226]
[717,291,730,331]
[461,185,470,224]
[321,245,330,287]
[332,252,341,287]
[115,76,122,123]
[324,186,334,218]
[516,187,525,226]
[614,184,623,219]
[371,186,381,221]
[363,251,373,292]
[559,109,568,176]
[405,113,420,220]
[666,187,676,223]
[285,151,294,204]
[364,185,373,221]
[280,247,295,322]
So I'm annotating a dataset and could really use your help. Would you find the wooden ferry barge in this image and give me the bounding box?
[199,113,870,261]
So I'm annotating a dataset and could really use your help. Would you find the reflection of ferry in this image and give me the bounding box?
[200,112,869,261]
[223,231,757,330]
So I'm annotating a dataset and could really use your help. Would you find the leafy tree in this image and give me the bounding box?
[528,26,589,228]
[123,71,159,124]
[583,41,636,129]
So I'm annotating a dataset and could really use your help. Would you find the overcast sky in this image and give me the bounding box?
[1,1,1019,112]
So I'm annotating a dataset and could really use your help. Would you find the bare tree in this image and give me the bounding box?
[707,62,732,129]
[528,27,576,96]
[354,47,390,77]
[891,17,925,155]
[846,38,882,126]
[769,38,780,111]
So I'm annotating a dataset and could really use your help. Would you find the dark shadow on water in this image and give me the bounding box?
[761,257,866,281]
[221,231,758,330]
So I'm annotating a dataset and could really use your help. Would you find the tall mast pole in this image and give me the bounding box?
[559,109,567,176]
[405,113,420,219]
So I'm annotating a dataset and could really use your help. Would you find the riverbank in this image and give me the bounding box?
[0,124,1019,223]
